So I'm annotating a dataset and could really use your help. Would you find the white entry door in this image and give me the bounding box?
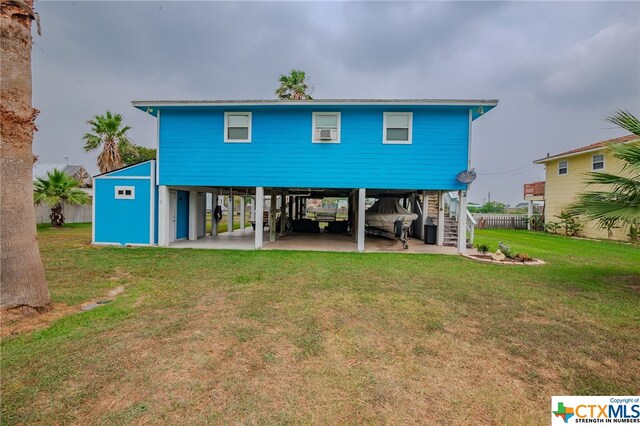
[169,190,177,243]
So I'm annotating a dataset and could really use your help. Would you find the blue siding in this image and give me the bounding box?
[94,178,151,244]
[158,105,470,190]
[105,162,152,178]
[176,190,189,240]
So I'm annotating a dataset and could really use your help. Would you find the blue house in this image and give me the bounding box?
[92,99,497,253]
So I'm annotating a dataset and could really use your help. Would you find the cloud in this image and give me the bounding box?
[541,23,640,106]
[30,1,640,204]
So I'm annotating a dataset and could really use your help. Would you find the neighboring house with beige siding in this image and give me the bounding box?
[533,134,639,241]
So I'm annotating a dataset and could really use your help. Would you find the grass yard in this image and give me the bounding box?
[1,225,639,424]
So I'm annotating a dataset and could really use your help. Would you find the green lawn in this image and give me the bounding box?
[1,225,639,424]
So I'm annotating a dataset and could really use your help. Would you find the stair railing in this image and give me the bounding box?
[443,191,476,246]
[466,209,476,245]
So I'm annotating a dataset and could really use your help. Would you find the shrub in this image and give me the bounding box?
[515,253,532,262]
[498,242,514,259]
[545,222,560,234]
[557,211,582,237]
[528,214,545,232]
[476,243,490,254]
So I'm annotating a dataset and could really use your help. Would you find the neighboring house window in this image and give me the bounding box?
[312,112,340,143]
[558,160,568,175]
[383,112,412,144]
[115,186,135,199]
[224,112,252,143]
[592,154,605,170]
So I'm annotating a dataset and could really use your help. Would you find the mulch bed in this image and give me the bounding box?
[463,254,545,265]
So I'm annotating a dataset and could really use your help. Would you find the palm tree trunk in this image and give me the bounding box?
[0,0,50,312]
[50,203,64,227]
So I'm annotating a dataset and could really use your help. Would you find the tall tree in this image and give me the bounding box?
[83,111,132,173]
[34,169,91,227]
[0,0,50,312]
[571,110,640,241]
[119,143,156,166]
[275,69,313,100]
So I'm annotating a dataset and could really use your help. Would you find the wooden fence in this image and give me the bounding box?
[34,203,92,224]
[474,214,528,230]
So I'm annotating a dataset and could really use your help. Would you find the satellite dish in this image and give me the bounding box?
[456,169,477,184]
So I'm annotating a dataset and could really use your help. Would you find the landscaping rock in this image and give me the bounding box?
[491,250,506,261]
[107,286,125,297]
[81,303,99,311]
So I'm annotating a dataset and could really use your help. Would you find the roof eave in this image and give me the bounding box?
[132,99,499,108]
[533,146,608,164]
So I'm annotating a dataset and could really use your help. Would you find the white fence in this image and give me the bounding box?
[34,204,92,224]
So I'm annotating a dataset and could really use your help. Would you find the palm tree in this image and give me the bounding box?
[275,69,313,100]
[34,169,91,227]
[571,109,640,241]
[83,111,132,173]
[1,0,51,311]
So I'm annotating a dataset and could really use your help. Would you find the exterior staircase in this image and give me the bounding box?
[443,216,459,247]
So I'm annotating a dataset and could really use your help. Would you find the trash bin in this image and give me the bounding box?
[424,224,437,245]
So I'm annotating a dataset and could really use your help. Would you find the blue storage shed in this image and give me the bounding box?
[92,161,158,246]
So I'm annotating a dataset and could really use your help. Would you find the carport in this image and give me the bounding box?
[157,185,469,254]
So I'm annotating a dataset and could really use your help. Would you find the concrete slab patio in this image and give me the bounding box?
[171,229,463,255]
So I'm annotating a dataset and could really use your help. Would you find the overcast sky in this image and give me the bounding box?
[32,1,640,204]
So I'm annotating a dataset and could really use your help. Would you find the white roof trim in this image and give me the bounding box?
[132,99,499,108]
[534,147,608,164]
[93,159,155,178]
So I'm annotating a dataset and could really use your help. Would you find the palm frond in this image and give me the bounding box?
[33,169,90,208]
[571,191,640,224]
[571,111,640,237]
[609,141,640,173]
[606,109,640,136]
[83,133,102,151]
[275,69,313,100]
[85,111,132,172]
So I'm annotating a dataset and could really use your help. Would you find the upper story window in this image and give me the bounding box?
[312,112,340,143]
[383,112,412,144]
[558,160,568,175]
[592,154,605,170]
[224,112,252,143]
[115,186,135,199]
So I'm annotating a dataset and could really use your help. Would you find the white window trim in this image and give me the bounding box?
[224,112,252,143]
[312,112,341,144]
[592,154,605,171]
[558,160,568,176]
[383,112,413,144]
[115,186,135,199]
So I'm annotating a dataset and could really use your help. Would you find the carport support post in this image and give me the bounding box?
[422,190,428,241]
[158,185,170,247]
[211,191,218,236]
[250,196,255,222]
[270,191,277,242]
[295,197,300,220]
[357,188,365,252]
[239,196,245,230]
[188,190,197,241]
[437,191,445,246]
[255,187,264,249]
[279,191,286,236]
[457,190,468,254]
[227,190,234,233]
[269,191,276,241]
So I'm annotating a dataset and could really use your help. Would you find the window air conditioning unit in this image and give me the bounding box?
[317,129,337,140]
